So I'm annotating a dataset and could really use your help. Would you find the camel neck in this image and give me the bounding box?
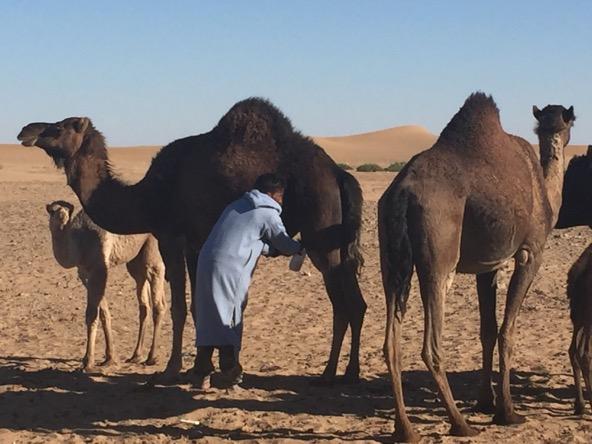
[539,132,566,225]
[49,223,77,269]
[63,146,154,235]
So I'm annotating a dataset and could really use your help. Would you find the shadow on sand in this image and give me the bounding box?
[0,355,578,441]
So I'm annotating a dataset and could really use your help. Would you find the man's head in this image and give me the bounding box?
[254,173,285,205]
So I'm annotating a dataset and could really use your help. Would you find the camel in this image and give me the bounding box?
[554,146,592,415]
[378,92,574,441]
[18,98,366,385]
[46,200,166,371]
[566,243,592,415]
[555,145,592,229]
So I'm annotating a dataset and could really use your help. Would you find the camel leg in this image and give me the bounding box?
[476,271,498,413]
[146,265,166,366]
[384,300,420,442]
[185,248,199,324]
[318,264,349,384]
[82,267,107,372]
[184,247,202,373]
[98,299,118,367]
[577,329,592,414]
[128,273,151,364]
[418,273,478,437]
[149,237,187,384]
[493,249,541,425]
[341,265,367,383]
[570,330,585,415]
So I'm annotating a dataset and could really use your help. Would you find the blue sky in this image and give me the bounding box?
[1,1,590,145]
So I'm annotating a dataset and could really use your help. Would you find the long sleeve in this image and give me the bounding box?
[262,211,301,256]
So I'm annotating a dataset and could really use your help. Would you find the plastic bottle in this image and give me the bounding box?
[289,248,306,272]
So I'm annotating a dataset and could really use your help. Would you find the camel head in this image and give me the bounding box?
[533,104,575,145]
[46,200,75,230]
[18,117,92,168]
[556,146,592,229]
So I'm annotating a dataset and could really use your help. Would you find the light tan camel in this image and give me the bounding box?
[378,92,574,441]
[567,243,592,415]
[46,200,166,371]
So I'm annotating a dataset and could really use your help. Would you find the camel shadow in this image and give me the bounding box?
[0,356,580,440]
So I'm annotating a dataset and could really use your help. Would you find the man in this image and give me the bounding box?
[193,173,302,388]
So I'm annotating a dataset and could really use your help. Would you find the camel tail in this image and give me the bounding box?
[378,189,413,318]
[337,169,364,276]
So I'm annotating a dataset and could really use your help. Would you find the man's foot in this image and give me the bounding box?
[191,371,213,390]
[211,364,243,389]
[189,362,215,390]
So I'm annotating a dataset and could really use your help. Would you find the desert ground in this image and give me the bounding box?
[1,135,592,443]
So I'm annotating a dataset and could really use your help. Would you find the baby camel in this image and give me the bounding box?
[46,200,166,371]
[567,243,592,415]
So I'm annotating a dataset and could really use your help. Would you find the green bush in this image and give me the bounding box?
[385,162,406,172]
[337,163,353,171]
[356,163,384,172]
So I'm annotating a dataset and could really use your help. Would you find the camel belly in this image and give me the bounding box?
[456,257,512,274]
[455,194,530,274]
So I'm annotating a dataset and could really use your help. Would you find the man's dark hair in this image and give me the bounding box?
[254,173,285,194]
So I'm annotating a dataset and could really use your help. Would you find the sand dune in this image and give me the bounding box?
[313,125,438,166]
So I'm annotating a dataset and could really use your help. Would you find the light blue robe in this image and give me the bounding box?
[194,189,301,348]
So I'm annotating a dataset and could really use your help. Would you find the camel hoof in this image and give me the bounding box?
[82,364,98,374]
[99,358,118,368]
[492,411,526,425]
[574,403,585,415]
[475,399,496,414]
[340,368,361,384]
[449,424,479,437]
[393,427,421,443]
[145,356,159,366]
[127,355,143,364]
[146,369,181,387]
[309,375,335,387]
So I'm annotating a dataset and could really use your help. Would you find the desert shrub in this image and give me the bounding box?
[337,163,353,171]
[385,162,406,172]
[356,163,384,172]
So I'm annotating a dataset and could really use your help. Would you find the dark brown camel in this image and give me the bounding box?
[378,92,574,441]
[554,145,592,415]
[566,243,592,415]
[18,98,366,384]
[555,145,592,229]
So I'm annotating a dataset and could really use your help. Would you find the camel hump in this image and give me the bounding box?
[438,92,505,147]
[214,97,296,146]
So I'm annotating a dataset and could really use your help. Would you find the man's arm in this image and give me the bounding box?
[262,211,301,256]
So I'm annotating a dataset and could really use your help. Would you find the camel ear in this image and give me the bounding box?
[563,106,575,124]
[532,106,542,121]
[45,204,53,214]
[73,117,90,133]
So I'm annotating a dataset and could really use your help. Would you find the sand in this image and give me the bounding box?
[1,138,592,443]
